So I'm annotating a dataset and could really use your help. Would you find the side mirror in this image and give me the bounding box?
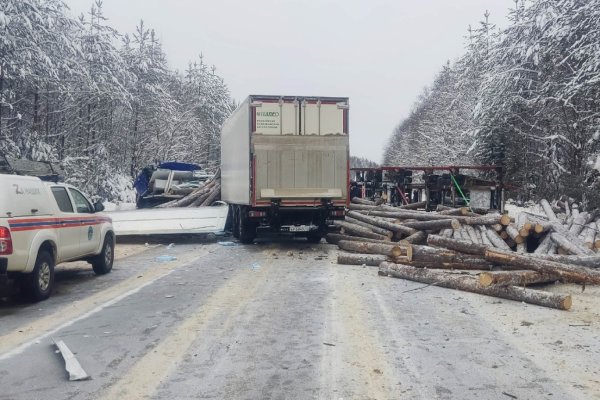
[94,201,105,212]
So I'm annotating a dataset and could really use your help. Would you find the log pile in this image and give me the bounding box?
[156,169,221,208]
[331,197,600,311]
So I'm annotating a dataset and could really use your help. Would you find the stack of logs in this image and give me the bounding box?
[157,169,221,208]
[328,197,600,310]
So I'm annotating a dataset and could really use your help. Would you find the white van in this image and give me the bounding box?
[0,174,115,301]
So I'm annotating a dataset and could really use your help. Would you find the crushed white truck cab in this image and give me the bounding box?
[0,174,115,301]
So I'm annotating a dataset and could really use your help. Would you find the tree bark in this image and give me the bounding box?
[484,248,600,284]
[402,219,461,231]
[540,199,559,222]
[325,233,393,246]
[344,216,394,238]
[346,211,416,236]
[337,252,404,266]
[464,225,481,244]
[199,183,221,206]
[529,254,600,269]
[337,240,409,258]
[550,232,594,256]
[379,263,571,310]
[403,231,427,244]
[351,197,376,205]
[479,270,560,287]
[336,221,391,241]
[426,235,488,256]
[505,224,524,244]
[483,227,512,250]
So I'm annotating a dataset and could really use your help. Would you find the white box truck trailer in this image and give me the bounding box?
[221,95,349,243]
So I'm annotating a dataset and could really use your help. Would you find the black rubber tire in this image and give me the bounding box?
[22,251,55,302]
[306,232,324,243]
[238,208,256,244]
[232,206,240,239]
[92,233,114,275]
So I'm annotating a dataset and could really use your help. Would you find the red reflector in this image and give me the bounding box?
[0,227,13,255]
[330,210,345,217]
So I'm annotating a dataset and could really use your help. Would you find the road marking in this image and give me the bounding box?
[321,264,396,399]
[100,249,275,400]
[0,249,206,361]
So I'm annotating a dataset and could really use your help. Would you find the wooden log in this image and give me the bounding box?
[158,181,212,208]
[344,216,393,238]
[464,225,481,244]
[351,197,376,205]
[550,232,594,256]
[568,212,590,236]
[410,244,499,270]
[516,242,527,254]
[402,219,461,231]
[437,207,469,216]
[483,228,512,251]
[395,260,495,270]
[595,221,600,249]
[337,253,399,266]
[452,229,465,241]
[379,263,572,310]
[505,224,524,244]
[484,248,600,284]
[492,223,503,232]
[199,183,221,206]
[397,201,427,210]
[581,223,597,249]
[337,221,390,241]
[500,214,512,226]
[403,231,427,244]
[478,226,493,247]
[337,240,409,258]
[441,229,454,238]
[534,234,554,254]
[427,235,488,256]
[346,211,417,236]
[530,254,600,269]
[325,233,393,246]
[540,199,558,222]
[479,270,559,287]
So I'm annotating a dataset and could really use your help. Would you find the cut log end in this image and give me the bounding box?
[562,295,573,311]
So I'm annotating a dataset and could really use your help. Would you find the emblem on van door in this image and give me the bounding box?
[13,184,24,194]
[88,226,93,240]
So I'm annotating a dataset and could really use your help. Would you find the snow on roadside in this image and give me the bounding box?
[103,202,137,212]
[504,201,544,219]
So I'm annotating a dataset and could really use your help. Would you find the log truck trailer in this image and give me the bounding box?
[221,95,349,243]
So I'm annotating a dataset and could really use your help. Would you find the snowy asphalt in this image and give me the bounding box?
[0,237,598,399]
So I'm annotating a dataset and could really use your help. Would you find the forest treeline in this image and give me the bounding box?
[384,0,600,207]
[0,0,234,201]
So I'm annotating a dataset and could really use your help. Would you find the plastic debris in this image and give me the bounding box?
[250,263,261,271]
[52,338,90,381]
[156,255,177,262]
[218,241,237,246]
[166,243,175,249]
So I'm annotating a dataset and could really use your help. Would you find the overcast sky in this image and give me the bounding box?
[65,0,511,163]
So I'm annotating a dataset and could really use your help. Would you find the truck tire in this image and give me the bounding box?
[21,251,55,302]
[92,233,114,275]
[306,232,324,243]
[238,208,256,244]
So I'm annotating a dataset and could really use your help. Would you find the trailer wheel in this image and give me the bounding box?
[238,208,256,244]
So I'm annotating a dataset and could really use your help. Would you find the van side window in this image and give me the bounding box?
[68,189,93,214]
[51,187,74,213]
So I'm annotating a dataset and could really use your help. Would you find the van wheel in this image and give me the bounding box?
[22,251,55,302]
[92,234,114,275]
